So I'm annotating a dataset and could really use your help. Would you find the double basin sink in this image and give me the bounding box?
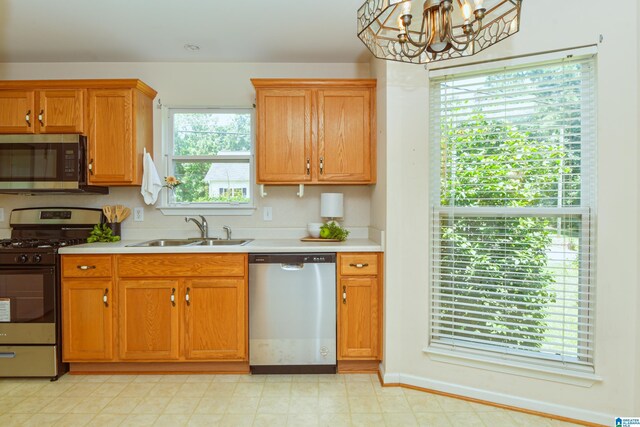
[128,238,253,247]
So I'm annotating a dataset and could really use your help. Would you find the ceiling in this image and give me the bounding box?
[0,0,371,63]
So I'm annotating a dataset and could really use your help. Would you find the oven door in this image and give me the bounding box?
[0,266,56,344]
[0,134,82,191]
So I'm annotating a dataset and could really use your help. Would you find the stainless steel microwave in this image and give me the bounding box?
[0,134,108,194]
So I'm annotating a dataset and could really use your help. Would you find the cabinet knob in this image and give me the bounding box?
[186,287,191,306]
[88,159,94,175]
[38,110,44,126]
[320,157,324,175]
[25,110,31,127]
[77,265,96,270]
[170,288,176,307]
[103,288,109,307]
[342,285,347,304]
[306,158,310,176]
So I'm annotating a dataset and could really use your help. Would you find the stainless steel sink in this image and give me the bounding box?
[196,239,253,246]
[127,238,252,247]
[128,239,200,247]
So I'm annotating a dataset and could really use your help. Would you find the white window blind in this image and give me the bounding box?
[429,55,596,372]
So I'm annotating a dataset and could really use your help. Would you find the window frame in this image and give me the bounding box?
[159,107,256,216]
[425,50,598,382]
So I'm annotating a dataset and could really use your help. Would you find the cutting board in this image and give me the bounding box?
[300,237,343,242]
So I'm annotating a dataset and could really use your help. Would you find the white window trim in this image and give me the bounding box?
[427,50,598,379]
[157,106,257,216]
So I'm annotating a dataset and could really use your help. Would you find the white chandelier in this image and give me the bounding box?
[357,0,523,64]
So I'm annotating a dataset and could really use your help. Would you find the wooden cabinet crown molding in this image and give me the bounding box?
[251,78,376,89]
[0,79,157,99]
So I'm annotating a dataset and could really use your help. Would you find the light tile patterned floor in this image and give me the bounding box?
[0,374,585,426]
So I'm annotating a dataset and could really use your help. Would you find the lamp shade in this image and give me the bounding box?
[321,193,344,218]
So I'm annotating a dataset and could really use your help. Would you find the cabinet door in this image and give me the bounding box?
[256,88,313,183]
[318,89,373,183]
[62,279,113,361]
[338,276,380,359]
[87,89,134,184]
[0,90,35,134]
[37,89,84,133]
[184,278,247,360]
[118,280,180,360]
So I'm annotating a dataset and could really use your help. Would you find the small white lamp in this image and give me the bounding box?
[321,193,344,225]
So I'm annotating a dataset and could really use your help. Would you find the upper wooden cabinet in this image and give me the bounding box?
[0,79,157,186]
[0,89,83,134]
[252,79,376,185]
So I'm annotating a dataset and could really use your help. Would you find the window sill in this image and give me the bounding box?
[424,345,602,387]
[158,205,257,216]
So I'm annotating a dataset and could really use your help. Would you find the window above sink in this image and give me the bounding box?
[158,107,256,216]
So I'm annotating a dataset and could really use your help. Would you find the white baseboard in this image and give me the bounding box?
[382,372,613,425]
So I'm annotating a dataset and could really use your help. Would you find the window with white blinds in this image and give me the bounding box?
[429,55,596,373]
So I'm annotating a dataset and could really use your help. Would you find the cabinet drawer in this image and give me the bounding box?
[339,253,378,276]
[118,254,246,277]
[62,255,113,278]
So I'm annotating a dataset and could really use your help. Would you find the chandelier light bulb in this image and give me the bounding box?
[401,1,412,16]
[461,2,472,20]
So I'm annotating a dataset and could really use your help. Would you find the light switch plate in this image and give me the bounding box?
[134,207,144,222]
[263,207,272,221]
[0,208,4,222]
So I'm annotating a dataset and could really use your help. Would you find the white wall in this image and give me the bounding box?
[0,62,372,237]
[375,0,639,423]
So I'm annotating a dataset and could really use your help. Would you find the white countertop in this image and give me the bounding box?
[58,238,382,254]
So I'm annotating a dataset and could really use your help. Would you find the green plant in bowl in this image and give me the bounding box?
[87,224,121,243]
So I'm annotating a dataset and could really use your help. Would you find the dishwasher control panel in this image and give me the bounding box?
[249,253,336,264]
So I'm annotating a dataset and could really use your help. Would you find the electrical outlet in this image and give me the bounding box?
[263,207,272,221]
[134,207,144,222]
[0,208,4,222]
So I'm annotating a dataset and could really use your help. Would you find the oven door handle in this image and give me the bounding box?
[0,352,16,358]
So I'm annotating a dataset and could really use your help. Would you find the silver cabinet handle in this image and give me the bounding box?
[0,352,16,358]
[306,158,310,175]
[186,287,191,306]
[170,288,176,307]
[103,288,109,307]
[38,109,44,126]
[342,286,347,304]
[77,265,96,270]
[25,110,31,127]
[349,263,369,269]
[319,157,324,174]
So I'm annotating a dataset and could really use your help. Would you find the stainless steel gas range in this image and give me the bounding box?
[0,207,102,380]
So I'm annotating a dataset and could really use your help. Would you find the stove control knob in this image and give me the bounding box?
[18,254,29,264]
[33,254,42,264]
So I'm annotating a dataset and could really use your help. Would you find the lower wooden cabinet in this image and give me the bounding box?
[337,253,382,361]
[61,279,114,361]
[184,278,246,360]
[118,279,180,361]
[61,253,248,364]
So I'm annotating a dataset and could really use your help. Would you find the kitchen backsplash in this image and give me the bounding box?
[0,185,372,239]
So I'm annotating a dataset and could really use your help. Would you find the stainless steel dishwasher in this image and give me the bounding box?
[249,253,336,374]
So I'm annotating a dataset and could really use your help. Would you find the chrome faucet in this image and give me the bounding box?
[222,225,232,240]
[185,216,208,239]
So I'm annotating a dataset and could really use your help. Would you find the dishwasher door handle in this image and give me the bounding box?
[280,263,304,271]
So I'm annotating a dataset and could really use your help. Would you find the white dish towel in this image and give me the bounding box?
[140,151,163,205]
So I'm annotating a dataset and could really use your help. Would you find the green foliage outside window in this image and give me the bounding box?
[171,112,251,204]
[438,115,566,348]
